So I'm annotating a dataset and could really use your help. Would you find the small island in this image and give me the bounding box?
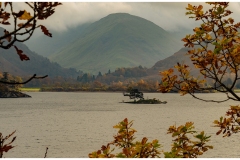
[0,72,31,98]
[122,88,167,104]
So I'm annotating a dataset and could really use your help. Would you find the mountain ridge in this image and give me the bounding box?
[49,13,183,74]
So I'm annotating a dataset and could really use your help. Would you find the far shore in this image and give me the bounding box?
[20,87,240,93]
[20,88,40,92]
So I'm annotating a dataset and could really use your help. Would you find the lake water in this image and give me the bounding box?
[1,92,240,158]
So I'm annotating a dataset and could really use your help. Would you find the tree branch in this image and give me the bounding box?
[0,74,48,84]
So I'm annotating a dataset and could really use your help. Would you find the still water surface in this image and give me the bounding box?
[1,92,240,158]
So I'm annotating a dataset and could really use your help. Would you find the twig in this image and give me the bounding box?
[44,147,48,158]
[0,74,48,84]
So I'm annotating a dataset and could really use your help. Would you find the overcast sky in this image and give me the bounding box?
[12,2,240,35]
[35,2,240,33]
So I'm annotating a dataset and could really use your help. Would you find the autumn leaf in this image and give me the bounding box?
[0,145,14,152]
[141,137,148,145]
[13,10,25,18]
[18,10,32,20]
[197,5,203,10]
[216,129,222,135]
[13,45,30,61]
[17,23,33,28]
[40,25,52,37]
[186,4,193,10]
[205,34,212,40]
[1,21,10,25]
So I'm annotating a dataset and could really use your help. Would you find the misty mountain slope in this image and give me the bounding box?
[24,23,91,57]
[50,13,183,74]
[142,47,204,81]
[0,41,81,78]
[152,47,191,70]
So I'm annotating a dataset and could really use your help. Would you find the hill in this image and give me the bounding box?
[0,41,82,78]
[49,13,183,74]
[24,23,91,57]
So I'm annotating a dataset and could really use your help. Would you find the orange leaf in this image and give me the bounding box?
[0,145,14,152]
[141,137,148,145]
[40,25,52,37]
[14,45,30,61]
[216,129,222,135]
[197,5,203,10]
[123,118,128,124]
[17,23,33,28]
[97,150,101,155]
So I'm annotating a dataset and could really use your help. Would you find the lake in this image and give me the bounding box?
[1,92,240,158]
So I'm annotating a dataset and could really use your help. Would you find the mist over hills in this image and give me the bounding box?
[44,13,183,74]
[0,39,82,78]
[141,46,209,82]
[25,23,91,57]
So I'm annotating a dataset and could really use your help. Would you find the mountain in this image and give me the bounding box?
[142,47,203,81]
[151,47,192,71]
[24,23,91,57]
[0,41,82,78]
[49,13,183,74]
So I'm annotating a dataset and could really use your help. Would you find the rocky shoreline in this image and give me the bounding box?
[0,91,31,98]
[122,98,167,104]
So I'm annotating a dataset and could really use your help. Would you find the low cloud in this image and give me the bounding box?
[6,2,240,35]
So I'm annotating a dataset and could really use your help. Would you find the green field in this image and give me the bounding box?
[234,89,240,93]
[20,88,40,92]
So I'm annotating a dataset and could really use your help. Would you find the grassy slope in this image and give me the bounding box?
[50,13,183,74]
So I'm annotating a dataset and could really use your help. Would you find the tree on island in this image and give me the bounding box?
[159,2,240,137]
[123,87,144,100]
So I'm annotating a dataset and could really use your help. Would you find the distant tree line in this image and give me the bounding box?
[77,66,148,84]
[40,79,160,92]
[19,65,240,92]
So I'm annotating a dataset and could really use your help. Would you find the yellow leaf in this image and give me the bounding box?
[213,120,219,124]
[113,125,122,129]
[194,27,200,32]
[194,64,202,69]
[19,10,32,20]
[205,34,212,40]
[186,4,193,10]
